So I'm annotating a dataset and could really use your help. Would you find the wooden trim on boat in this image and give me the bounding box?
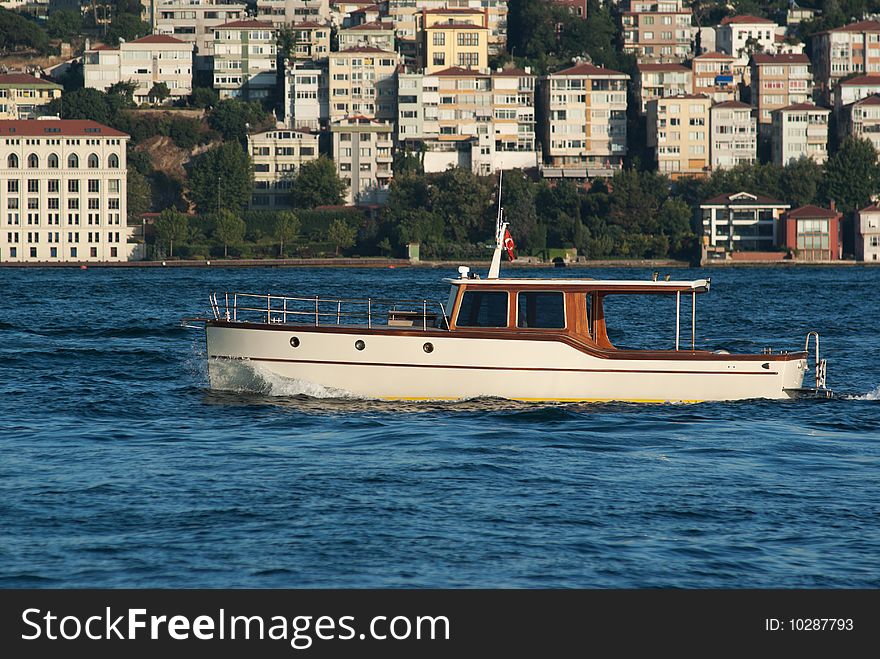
[206,320,807,362]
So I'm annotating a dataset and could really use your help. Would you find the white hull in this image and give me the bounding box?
[205,324,808,402]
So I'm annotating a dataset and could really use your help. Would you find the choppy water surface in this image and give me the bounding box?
[0,265,878,588]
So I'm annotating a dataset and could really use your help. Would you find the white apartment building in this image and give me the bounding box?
[256,0,332,25]
[716,14,779,65]
[331,116,394,205]
[856,202,880,261]
[0,119,132,263]
[709,100,757,170]
[646,94,711,177]
[84,35,194,105]
[771,103,830,166]
[152,0,248,71]
[284,60,330,131]
[213,20,278,100]
[248,127,320,209]
[635,63,692,114]
[835,74,880,110]
[540,62,629,177]
[338,21,395,52]
[328,47,399,122]
[840,94,880,152]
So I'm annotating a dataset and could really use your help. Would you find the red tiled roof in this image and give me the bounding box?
[720,14,775,25]
[775,103,829,112]
[694,51,735,60]
[432,66,488,77]
[828,20,880,33]
[554,62,626,77]
[854,94,880,105]
[858,201,880,212]
[0,119,128,138]
[492,67,532,77]
[292,21,328,28]
[129,34,186,44]
[0,73,60,87]
[751,53,810,64]
[839,75,880,86]
[217,20,274,29]
[338,45,395,54]
[637,63,690,72]
[786,205,840,219]
[711,100,751,109]
[702,192,788,206]
[425,22,488,29]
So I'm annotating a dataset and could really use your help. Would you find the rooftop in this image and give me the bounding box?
[217,20,274,29]
[786,205,840,219]
[128,34,187,45]
[720,14,776,25]
[751,53,810,64]
[0,119,128,138]
[553,62,627,77]
[0,73,61,88]
[711,100,752,109]
[702,191,788,206]
[839,75,880,86]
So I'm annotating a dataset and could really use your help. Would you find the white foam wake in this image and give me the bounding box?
[209,359,363,399]
[846,385,880,401]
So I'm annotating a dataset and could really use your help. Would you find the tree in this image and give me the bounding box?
[107,80,138,111]
[149,82,170,104]
[291,157,347,208]
[277,27,295,59]
[208,98,271,142]
[430,167,494,244]
[327,218,357,255]
[48,88,111,124]
[153,208,189,258]
[46,9,83,41]
[780,158,824,208]
[823,136,880,213]
[187,142,254,213]
[212,209,246,258]
[0,8,50,53]
[500,170,539,254]
[190,87,218,109]
[127,168,151,221]
[274,211,301,257]
[106,14,150,46]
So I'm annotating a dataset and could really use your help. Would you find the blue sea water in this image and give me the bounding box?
[0,265,878,588]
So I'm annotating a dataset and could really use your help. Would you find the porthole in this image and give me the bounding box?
[355,340,365,351]
[289,336,300,348]
[423,342,434,353]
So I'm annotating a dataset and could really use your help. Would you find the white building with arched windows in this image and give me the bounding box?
[0,118,132,263]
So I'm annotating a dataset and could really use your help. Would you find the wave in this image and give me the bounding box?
[845,385,880,401]
[209,358,363,399]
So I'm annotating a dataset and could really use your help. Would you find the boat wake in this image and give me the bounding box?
[209,358,363,399]
[845,385,880,401]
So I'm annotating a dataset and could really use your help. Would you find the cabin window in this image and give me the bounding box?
[456,291,508,328]
[517,292,565,329]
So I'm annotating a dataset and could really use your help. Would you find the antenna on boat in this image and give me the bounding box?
[488,170,507,279]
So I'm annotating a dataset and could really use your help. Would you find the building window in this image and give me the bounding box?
[27,153,39,168]
[68,153,79,168]
[87,153,99,168]
[108,153,119,168]
[7,153,18,168]
[48,153,59,168]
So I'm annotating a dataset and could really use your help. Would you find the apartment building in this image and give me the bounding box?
[814,20,880,102]
[328,47,399,122]
[835,74,880,109]
[856,202,880,261]
[423,8,489,74]
[397,66,537,174]
[248,127,320,209]
[84,35,194,105]
[709,100,757,170]
[285,21,331,61]
[338,21,395,52]
[331,116,394,205]
[839,94,880,153]
[699,191,790,254]
[750,53,812,127]
[620,0,693,63]
[691,51,738,103]
[0,74,62,120]
[771,103,830,166]
[635,63,692,114]
[0,119,132,263]
[256,0,332,26]
[212,20,278,100]
[385,1,508,56]
[646,94,710,177]
[716,14,778,65]
[540,62,629,177]
[152,0,247,71]
[283,60,330,131]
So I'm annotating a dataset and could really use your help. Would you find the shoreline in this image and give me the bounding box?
[0,257,872,268]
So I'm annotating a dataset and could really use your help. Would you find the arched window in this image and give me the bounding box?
[87,153,99,168]
[27,153,39,168]
[48,153,59,168]
[108,153,119,169]
[67,153,79,168]
[7,153,19,168]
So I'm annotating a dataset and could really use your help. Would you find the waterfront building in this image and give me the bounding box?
[620,0,693,63]
[256,0,332,26]
[212,20,278,100]
[283,59,330,131]
[83,35,194,105]
[152,0,248,72]
[328,47,399,122]
[248,127,320,209]
[423,8,489,74]
[770,103,830,166]
[646,94,710,177]
[699,191,790,254]
[779,205,841,261]
[750,53,812,128]
[716,14,778,65]
[0,118,132,263]
[856,202,880,261]
[338,21,396,52]
[540,61,629,178]
[331,115,394,205]
[813,20,880,103]
[691,51,739,103]
[709,100,757,170]
[0,73,62,120]
[635,62,692,114]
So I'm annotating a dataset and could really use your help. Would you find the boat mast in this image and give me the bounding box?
[488,170,507,279]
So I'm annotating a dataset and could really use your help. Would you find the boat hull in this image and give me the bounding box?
[204,323,808,402]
